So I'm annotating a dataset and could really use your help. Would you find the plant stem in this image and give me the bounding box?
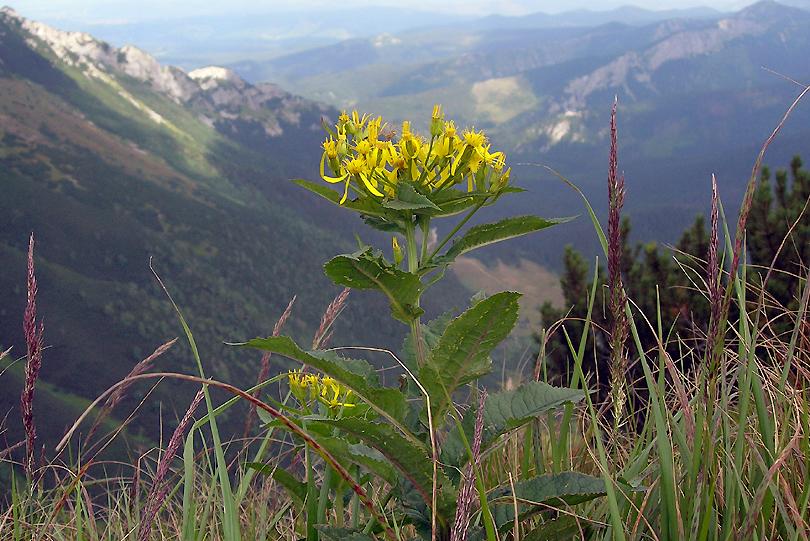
[404,216,428,369]
[305,421,318,541]
[424,199,486,265]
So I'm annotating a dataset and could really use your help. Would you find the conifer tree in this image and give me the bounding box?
[538,153,810,388]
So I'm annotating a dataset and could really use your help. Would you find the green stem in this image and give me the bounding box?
[317,425,342,526]
[419,216,431,266]
[424,199,486,265]
[362,488,397,535]
[305,421,318,541]
[404,216,428,369]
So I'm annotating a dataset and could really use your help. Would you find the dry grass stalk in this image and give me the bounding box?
[313,287,350,350]
[606,100,629,429]
[450,390,486,541]
[244,295,296,438]
[87,338,177,443]
[137,386,205,541]
[21,233,44,483]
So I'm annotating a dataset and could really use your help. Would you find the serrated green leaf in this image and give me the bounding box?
[429,215,574,268]
[290,178,387,217]
[240,337,414,437]
[419,292,521,424]
[361,214,406,234]
[522,515,583,541]
[315,437,398,485]
[314,417,457,518]
[324,247,424,323]
[382,183,440,211]
[442,381,586,468]
[488,472,606,528]
[401,309,456,374]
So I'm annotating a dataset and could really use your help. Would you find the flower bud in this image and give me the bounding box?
[337,133,349,157]
[393,237,403,266]
[490,167,510,194]
[430,104,444,138]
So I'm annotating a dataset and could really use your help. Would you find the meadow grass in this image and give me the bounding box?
[3,100,810,541]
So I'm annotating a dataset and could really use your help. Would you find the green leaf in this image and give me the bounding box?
[324,246,424,323]
[290,178,387,217]
[419,292,520,424]
[315,437,398,485]
[240,337,414,434]
[429,215,574,268]
[361,214,406,234]
[522,516,584,541]
[382,182,440,211]
[246,463,306,508]
[487,472,606,528]
[316,527,377,541]
[314,417,457,518]
[432,191,480,217]
[442,381,586,468]
[401,309,456,375]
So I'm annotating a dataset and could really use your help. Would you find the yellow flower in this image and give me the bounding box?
[490,151,506,172]
[323,137,338,160]
[322,384,355,410]
[366,116,383,142]
[345,157,367,176]
[356,139,372,155]
[288,369,309,402]
[319,109,508,206]
[462,127,486,149]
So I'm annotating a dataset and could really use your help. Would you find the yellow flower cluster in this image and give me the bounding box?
[321,105,510,204]
[288,369,356,411]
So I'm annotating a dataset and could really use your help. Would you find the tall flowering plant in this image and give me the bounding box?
[296,106,565,367]
[244,107,604,541]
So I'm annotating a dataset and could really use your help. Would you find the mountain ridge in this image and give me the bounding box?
[0,7,473,453]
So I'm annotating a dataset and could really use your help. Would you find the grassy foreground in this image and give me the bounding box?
[2,100,810,541]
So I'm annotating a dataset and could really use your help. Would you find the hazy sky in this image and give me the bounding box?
[10,0,752,23]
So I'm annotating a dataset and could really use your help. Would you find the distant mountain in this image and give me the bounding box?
[33,4,731,83]
[32,8,477,75]
[465,5,728,31]
[263,1,810,268]
[0,8,469,450]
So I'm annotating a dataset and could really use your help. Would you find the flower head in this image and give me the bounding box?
[318,107,511,205]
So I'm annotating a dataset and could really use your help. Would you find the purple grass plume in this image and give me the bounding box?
[702,175,726,401]
[137,386,205,541]
[706,177,722,343]
[21,233,44,483]
[244,296,296,438]
[450,390,486,541]
[607,100,630,428]
[313,287,350,350]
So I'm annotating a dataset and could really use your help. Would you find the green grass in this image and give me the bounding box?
[3,168,810,541]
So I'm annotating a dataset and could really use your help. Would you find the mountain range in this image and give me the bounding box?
[263,0,810,266]
[0,7,470,451]
[2,1,810,453]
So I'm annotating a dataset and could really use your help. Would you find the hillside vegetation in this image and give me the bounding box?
[0,8,470,451]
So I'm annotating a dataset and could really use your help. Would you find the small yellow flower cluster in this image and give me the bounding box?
[321,105,510,204]
[288,369,356,411]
